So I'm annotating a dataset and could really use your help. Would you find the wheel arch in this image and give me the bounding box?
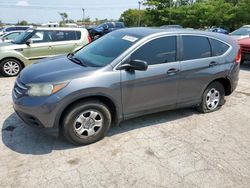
[0,57,25,69]
[58,95,119,131]
[212,77,232,96]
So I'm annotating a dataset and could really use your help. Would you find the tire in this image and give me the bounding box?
[197,81,225,113]
[240,58,245,65]
[62,100,111,145]
[0,58,22,77]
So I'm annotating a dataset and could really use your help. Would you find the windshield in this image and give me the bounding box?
[12,29,34,44]
[73,32,142,67]
[231,27,250,36]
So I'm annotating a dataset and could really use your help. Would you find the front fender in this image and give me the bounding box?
[0,50,31,66]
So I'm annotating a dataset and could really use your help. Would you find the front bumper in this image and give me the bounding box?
[12,89,62,129]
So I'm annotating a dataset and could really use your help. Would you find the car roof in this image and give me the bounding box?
[115,27,232,42]
[33,27,86,31]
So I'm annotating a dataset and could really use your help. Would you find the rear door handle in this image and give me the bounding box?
[209,61,219,67]
[167,68,179,76]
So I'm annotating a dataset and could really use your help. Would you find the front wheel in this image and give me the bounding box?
[62,100,111,145]
[197,81,225,113]
[0,58,22,77]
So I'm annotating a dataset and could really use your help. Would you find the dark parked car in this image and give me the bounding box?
[89,22,125,40]
[13,28,240,145]
[238,37,250,64]
[208,27,229,34]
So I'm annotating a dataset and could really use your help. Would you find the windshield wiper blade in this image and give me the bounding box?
[67,55,87,67]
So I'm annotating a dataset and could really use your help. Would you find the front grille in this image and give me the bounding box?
[13,79,28,98]
[241,45,250,54]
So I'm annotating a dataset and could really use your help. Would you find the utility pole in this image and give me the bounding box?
[138,1,142,27]
[169,0,171,25]
[82,8,85,27]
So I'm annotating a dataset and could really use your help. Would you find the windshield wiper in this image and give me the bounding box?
[67,54,87,67]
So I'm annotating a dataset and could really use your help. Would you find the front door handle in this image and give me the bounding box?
[167,68,179,76]
[209,61,219,67]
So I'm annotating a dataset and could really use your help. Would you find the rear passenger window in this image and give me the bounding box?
[182,36,211,61]
[209,38,229,56]
[54,31,77,41]
[76,31,81,40]
[131,36,177,65]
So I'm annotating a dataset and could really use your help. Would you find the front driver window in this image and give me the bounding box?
[30,31,54,43]
[130,36,177,65]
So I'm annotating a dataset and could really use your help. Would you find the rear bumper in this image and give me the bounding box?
[228,63,240,94]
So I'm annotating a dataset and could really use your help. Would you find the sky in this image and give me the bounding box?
[0,0,142,24]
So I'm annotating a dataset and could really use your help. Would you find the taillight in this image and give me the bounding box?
[235,47,241,64]
[87,34,92,43]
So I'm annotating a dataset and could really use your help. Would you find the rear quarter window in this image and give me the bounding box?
[209,38,229,56]
[182,36,211,61]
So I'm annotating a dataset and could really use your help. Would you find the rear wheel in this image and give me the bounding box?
[62,100,111,145]
[197,81,225,113]
[0,58,22,77]
[240,58,245,65]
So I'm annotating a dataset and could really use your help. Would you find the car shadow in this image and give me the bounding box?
[2,108,198,155]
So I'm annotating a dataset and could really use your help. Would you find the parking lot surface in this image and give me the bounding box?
[0,65,250,188]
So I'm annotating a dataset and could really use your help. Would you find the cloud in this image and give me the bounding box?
[16,0,30,6]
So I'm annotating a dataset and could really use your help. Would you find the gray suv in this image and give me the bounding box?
[12,28,240,145]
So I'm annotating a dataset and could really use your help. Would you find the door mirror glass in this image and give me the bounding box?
[119,59,148,71]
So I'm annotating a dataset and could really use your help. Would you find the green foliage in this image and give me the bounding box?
[58,12,68,23]
[18,20,28,25]
[121,0,250,31]
[120,9,150,27]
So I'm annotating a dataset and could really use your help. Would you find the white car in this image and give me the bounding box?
[230,25,250,40]
[0,31,23,43]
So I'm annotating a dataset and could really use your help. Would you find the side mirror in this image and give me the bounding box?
[26,39,32,46]
[119,59,148,71]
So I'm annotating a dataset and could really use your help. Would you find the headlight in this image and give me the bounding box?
[26,82,67,96]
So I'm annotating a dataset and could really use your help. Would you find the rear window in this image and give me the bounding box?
[209,38,229,56]
[182,36,211,61]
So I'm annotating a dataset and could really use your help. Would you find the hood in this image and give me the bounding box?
[0,42,13,47]
[238,37,250,46]
[19,55,99,84]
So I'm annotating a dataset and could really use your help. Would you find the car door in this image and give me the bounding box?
[52,30,80,55]
[121,36,180,118]
[21,30,55,60]
[177,35,226,106]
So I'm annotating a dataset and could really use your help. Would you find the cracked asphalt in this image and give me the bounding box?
[1,65,250,188]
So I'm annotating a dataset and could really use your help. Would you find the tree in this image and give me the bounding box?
[120,9,150,27]
[58,12,68,23]
[18,20,28,25]
[0,20,3,27]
